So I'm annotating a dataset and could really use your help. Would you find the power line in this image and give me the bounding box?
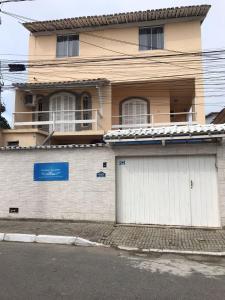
[0,0,34,3]
[1,48,225,63]
[0,4,223,74]
[0,7,220,74]
[1,9,224,114]
[0,0,35,125]
[0,9,37,22]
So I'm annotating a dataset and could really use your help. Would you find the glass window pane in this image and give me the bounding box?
[57,35,79,57]
[139,27,163,51]
[157,27,164,49]
[152,28,158,50]
[56,36,67,57]
[139,28,151,50]
[152,27,164,50]
[68,35,79,57]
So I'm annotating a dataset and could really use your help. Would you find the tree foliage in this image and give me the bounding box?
[0,115,10,129]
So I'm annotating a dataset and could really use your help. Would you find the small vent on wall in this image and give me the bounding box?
[9,208,19,214]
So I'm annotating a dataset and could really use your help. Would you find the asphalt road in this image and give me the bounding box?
[0,243,225,300]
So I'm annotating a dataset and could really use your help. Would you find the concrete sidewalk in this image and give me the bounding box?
[1,220,225,254]
[100,226,225,253]
[0,220,114,243]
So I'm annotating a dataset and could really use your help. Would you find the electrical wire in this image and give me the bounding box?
[1,9,225,111]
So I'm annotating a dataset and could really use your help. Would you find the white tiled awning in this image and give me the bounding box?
[104,124,225,142]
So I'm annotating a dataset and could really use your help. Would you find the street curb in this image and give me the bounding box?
[36,235,75,245]
[0,233,5,241]
[117,245,225,257]
[75,237,102,247]
[0,233,105,247]
[4,233,36,243]
[1,233,225,256]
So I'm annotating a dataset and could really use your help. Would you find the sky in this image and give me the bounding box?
[0,0,225,123]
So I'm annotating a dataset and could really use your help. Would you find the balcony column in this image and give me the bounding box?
[151,91,170,125]
[96,83,112,132]
[194,75,205,124]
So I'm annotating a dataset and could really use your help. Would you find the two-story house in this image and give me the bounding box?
[1,5,225,229]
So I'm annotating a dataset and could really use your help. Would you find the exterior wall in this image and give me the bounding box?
[217,141,225,227]
[14,79,194,141]
[165,21,201,51]
[0,142,225,227]
[14,85,112,132]
[14,87,101,126]
[14,90,33,124]
[112,85,170,125]
[0,147,115,221]
[2,130,47,147]
[26,20,205,124]
[29,21,202,59]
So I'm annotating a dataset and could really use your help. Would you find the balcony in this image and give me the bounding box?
[13,110,196,133]
[13,109,102,133]
[112,112,196,129]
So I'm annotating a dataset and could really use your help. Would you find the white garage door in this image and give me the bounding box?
[116,156,220,227]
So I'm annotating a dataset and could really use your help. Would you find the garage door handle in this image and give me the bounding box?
[190,180,193,189]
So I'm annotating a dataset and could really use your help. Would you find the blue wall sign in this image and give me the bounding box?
[96,171,106,178]
[34,162,69,181]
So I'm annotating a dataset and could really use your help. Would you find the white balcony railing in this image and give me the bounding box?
[12,110,196,132]
[112,112,197,129]
[13,109,102,132]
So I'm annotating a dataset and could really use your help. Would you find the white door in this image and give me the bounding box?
[188,156,219,227]
[116,156,219,227]
[49,92,76,132]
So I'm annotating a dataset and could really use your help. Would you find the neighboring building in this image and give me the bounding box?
[1,5,210,146]
[1,5,225,229]
[206,111,219,124]
[210,108,225,124]
[205,109,225,124]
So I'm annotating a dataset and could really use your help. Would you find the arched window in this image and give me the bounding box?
[122,98,148,126]
[49,92,76,132]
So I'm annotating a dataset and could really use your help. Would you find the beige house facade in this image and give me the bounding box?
[1,5,210,147]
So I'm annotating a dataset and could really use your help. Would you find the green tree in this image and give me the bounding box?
[0,115,10,129]
[0,103,10,129]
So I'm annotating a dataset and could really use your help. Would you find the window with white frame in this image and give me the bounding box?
[49,92,76,132]
[139,26,164,51]
[56,35,79,57]
[122,98,148,126]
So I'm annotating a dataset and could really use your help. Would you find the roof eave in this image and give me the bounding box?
[13,79,110,91]
[22,5,211,35]
[23,16,207,36]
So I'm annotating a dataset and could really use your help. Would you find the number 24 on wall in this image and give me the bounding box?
[119,160,126,166]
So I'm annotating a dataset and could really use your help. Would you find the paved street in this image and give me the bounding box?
[0,243,225,299]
